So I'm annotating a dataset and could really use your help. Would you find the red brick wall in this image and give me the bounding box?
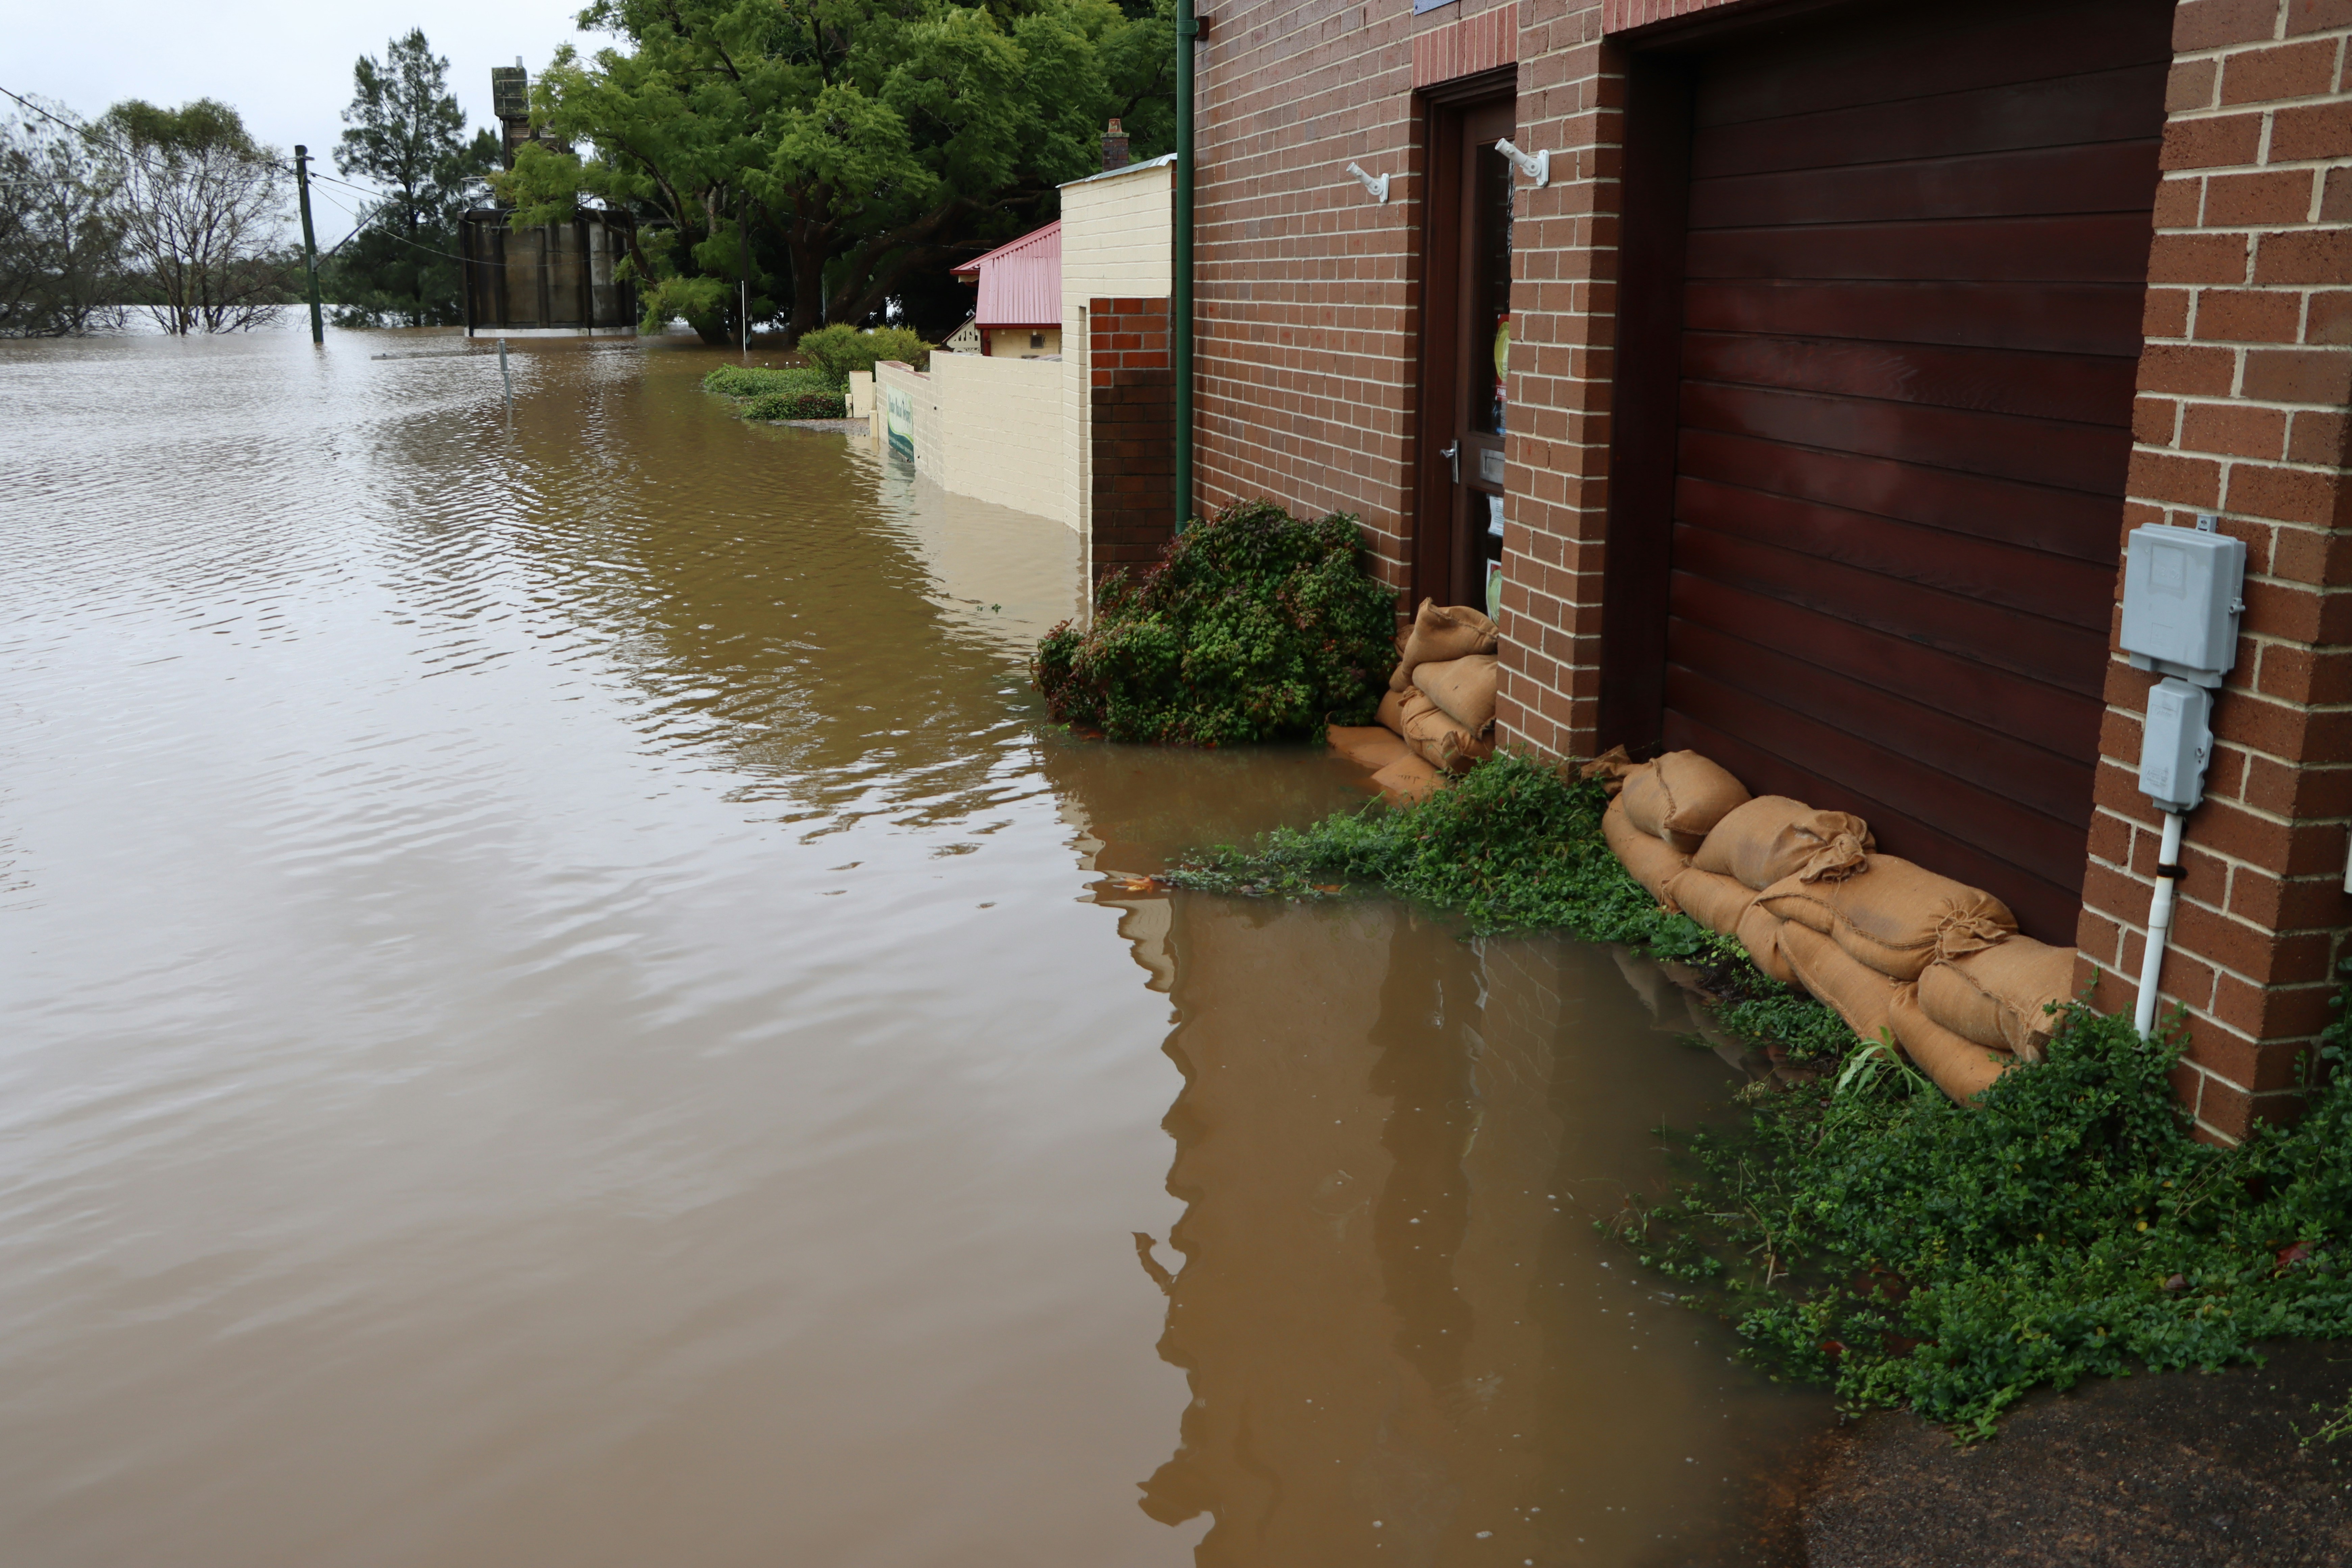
[1192,0,1485,592]
[2077,0,2352,1141]
[1193,0,2352,1132]
[1090,297,1178,584]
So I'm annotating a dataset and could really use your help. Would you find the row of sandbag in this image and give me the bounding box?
[1374,600,1500,774]
[1592,750,2077,1103]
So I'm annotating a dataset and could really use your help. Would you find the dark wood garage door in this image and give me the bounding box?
[1650,0,2171,942]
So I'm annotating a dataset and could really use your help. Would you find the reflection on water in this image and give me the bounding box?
[1131,900,1820,1566]
[0,328,1817,1568]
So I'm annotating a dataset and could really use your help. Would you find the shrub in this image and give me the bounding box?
[740,389,848,421]
[795,323,932,380]
[702,364,835,398]
[1032,499,1396,745]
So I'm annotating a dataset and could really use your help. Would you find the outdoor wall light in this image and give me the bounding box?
[1495,139,1550,188]
[1345,162,1391,203]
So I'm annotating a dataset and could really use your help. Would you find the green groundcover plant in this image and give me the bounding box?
[1168,752,2352,1439]
[701,365,847,420]
[1032,499,1395,745]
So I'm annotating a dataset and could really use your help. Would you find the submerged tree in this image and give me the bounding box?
[328,29,501,327]
[101,98,293,335]
[501,0,1173,344]
[0,99,126,336]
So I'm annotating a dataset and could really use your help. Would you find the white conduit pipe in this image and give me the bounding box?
[2133,811,2187,1038]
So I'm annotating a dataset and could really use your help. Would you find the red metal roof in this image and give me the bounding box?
[950,221,1060,328]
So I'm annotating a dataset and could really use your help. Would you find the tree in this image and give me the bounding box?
[102,99,292,335]
[0,99,125,336]
[501,0,1172,345]
[328,30,501,327]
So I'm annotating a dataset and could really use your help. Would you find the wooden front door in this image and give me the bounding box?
[1417,92,1518,615]
[1619,0,2170,941]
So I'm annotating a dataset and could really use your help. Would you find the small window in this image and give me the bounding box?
[1030,332,1044,349]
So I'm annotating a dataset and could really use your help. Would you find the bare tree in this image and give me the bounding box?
[0,99,125,336]
[101,98,292,335]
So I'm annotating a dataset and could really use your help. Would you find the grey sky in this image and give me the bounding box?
[9,0,598,242]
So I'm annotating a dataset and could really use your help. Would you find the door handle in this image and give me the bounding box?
[1440,442,1459,485]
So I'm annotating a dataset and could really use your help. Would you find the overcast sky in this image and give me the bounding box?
[8,0,600,243]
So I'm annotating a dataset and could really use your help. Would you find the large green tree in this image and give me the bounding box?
[328,30,501,327]
[503,0,1172,344]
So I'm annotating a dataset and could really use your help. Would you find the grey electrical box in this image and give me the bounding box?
[2119,520,2246,688]
[2139,677,2213,814]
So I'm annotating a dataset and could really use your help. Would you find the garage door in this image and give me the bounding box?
[1660,0,2172,942]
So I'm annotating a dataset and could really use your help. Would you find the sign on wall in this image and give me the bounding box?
[884,385,915,458]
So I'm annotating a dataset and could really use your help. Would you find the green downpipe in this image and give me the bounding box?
[1173,0,1197,531]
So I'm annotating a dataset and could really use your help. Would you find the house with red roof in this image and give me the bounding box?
[951,222,1063,358]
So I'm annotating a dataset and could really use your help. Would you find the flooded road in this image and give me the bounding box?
[0,329,1820,1566]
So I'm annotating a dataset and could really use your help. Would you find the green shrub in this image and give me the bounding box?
[740,389,848,421]
[796,323,933,380]
[702,364,835,398]
[1031,499,1396,745]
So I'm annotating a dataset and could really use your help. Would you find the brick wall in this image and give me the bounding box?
[1090,297,1179,584]
[1193,0,2352,1132]
[1193,0,1466,592]
[1190,0,1625,745]
[2078,0,2352,1141]
[931,351,1067,521]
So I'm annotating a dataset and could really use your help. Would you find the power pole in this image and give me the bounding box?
[294,145,324,346]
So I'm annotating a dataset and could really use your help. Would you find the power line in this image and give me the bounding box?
[4,81,490,267]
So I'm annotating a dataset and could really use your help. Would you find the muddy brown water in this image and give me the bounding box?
[0,330,1824,1566]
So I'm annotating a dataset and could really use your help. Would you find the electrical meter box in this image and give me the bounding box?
[2119,521,2246,688]
[2139,678,2213,814]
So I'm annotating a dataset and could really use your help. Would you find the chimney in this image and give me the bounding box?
[1101,118,1130,172]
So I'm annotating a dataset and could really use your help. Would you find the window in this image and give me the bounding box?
[1029,332,1045,349]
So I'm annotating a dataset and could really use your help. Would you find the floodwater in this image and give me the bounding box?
[0,329,1822,1567]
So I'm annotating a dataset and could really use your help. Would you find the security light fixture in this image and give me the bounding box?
[1345,162,1390,204]
[1495,139,1550,188]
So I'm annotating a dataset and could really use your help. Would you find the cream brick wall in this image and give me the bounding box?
[879,354,1062,522]
[1063,160,1176,300]
[1061,158,1176,552]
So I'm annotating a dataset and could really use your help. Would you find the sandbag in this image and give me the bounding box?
[1373,752,1445,804]
[1375,687,1411,737]
[1778,923,1904,1046]
[1579,744,1638,795]
[1737,900,1798,987]
[1326,722,1413,773]
[1759,854,2015,982]
[1396,691,1492,774]
[1617,752,1750,855]
[1917,937,2076,1063]
[1692,796,1874,891]
[1663,865,1754,940]
[1889,984,2017,1103]
[1389,600,1499,691]
[1412,653,1498,732]
[1602,795,1689,907]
